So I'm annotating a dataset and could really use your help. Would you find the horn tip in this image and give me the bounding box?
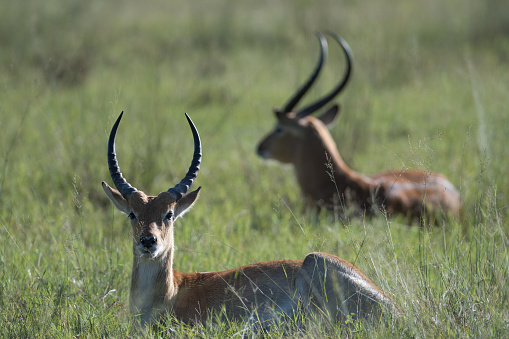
[113,111,124,127]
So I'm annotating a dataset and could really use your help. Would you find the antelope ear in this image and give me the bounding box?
[318,104,340,128]
[175,187,201,218]
[273,107,285,120]
[102,181,131,214]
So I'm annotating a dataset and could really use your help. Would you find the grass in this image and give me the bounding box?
[1,0,508,337]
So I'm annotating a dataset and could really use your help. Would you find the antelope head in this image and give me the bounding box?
[102,112,201,261]
[256,32,352,163]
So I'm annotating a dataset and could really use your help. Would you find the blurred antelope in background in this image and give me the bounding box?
[257,32,461,223]
[102,112,396,329]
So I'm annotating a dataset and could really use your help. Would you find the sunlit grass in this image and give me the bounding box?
[1,0,508,337]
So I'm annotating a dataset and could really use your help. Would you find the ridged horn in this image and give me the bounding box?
[281,32,328,114]
[167,113,202,200]
[296,32,353,118]
[107,111,137,199]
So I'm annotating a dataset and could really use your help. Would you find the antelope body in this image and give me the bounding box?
[257,32,461,222]
[102,112,395,329]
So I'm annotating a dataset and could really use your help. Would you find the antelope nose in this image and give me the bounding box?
[140,236,157,248]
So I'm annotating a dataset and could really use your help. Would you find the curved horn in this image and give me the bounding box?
[107,111,137,199]
[167,113,202,200]
[296,32,353,118]
[281,32,328,114]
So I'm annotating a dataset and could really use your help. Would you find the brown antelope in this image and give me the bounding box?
[102,112,396,330]
[256,32,461,223]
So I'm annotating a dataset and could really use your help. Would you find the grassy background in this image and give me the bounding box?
[1,0,508,337]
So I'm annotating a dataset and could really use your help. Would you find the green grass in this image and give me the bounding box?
[1,0,508,337]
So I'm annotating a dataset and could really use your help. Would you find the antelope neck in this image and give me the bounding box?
[294,120,375,203]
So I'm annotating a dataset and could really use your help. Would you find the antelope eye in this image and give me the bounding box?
[128,213,136,220]
[165,211,174,220]
[274,126,284,136]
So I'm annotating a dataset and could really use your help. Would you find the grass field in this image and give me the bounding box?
[1,0,508,337]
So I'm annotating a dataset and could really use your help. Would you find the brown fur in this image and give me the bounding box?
[257,107,462,223]
[102,182,396,329]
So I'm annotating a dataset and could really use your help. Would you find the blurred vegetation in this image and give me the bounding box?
[1,0,508,337]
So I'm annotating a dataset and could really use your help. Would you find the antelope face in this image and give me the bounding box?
[256,110,306,163]
[130,192,177,259]
[132,190,200,259]
[102,185,200,260]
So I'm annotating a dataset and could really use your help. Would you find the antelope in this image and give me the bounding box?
[256,32,461,223]
[102,112,396,330]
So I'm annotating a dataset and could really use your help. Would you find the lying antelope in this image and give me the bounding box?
[102,112,396,330]
[257,32,461,223]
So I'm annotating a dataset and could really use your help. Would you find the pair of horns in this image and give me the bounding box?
[282,31,353,118]
[107,112,201,200]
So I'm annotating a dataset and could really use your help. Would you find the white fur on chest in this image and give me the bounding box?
[131,260,165,320]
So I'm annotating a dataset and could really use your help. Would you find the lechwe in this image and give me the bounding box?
[102,112,396,329]
[256,32,461,223]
